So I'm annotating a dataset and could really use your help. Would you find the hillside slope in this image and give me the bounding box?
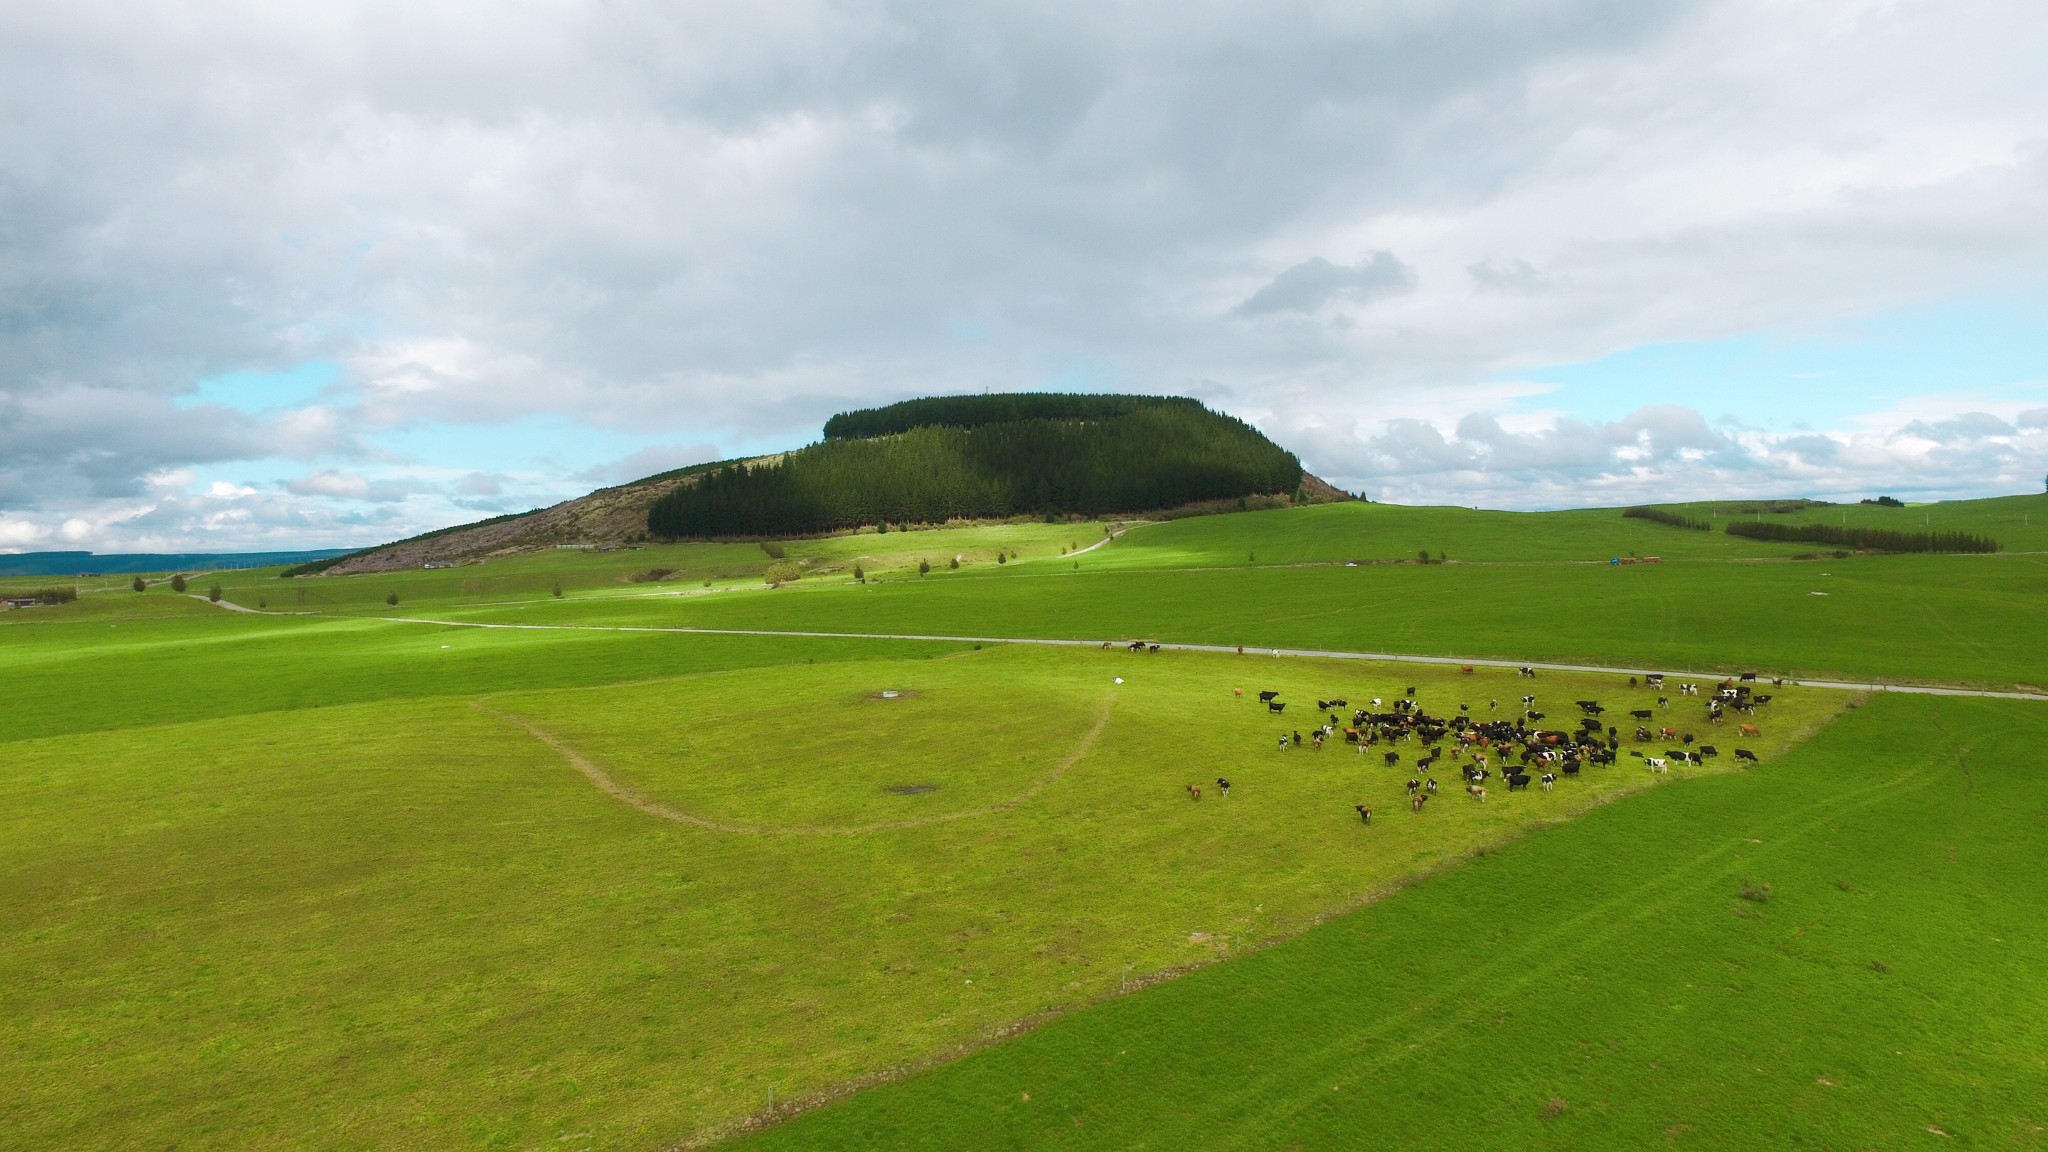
[318,394,1333,574]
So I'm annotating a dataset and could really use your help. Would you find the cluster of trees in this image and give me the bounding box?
[822,393,1192,440]
[1860,496,1906,507]
[648,400,1301,539]
[1725,521,2001,553]
[1,586,77,604]
[1622,506,1711,531]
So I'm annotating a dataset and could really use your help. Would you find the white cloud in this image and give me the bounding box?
[0,0,2044,548]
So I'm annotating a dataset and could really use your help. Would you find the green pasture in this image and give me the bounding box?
[1,625,1834,1150]
[6,494,2045,1151]
[743,691,2048,1151]
[413,546,2048,691]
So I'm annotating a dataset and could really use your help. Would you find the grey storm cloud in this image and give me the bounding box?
[1235,253,1418,316]
[2,0,2046,548]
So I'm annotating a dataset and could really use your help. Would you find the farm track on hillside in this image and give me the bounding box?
[231,598,2048,702]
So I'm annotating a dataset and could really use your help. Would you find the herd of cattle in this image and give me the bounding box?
[1193,669,1782,823]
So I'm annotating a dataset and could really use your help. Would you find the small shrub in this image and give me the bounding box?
[257,597,267,609]
[1834,878,1853,891]
[759,541,786,559]
[207,583,222,602]
[996,550,1007,565]
[1417,550,1430,564]
[385,592,399,606]
[763,561,802,587]
[171,574,187,593]
[949,556,960,570]
[853,563,865,583]
[876,521,889,534]
[918,558,931,575]
[1739,880,1773,904]
[1869,959,1891,973]
[1543,1098,1569,1119]
[551,581,563,597]
[3,586,79,605]
[629,568,675,583]
[132,576,146,593]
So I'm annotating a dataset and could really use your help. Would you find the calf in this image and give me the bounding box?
[1738,723,1761,737]
[1410,792,1428,813]
[1385,751,1403,766]
[1541,772,1557,791]
[1187,784,1202,800]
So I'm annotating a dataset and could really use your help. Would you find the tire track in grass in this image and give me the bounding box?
[473,691,1115,836]
[1196,761,1944,1150]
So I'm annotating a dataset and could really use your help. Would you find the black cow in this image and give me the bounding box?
[1507,773,1531,791]
[1562,761,1581,776]
[1697,745,1718,758]
[1268,701,1286,714]
[1384,751,1402,766]
[1739,671,1758,682]
[1734,748,1758,762]
[1316,700,1330,711]
[1258,691,1280,702]
[1630,709,1653,721]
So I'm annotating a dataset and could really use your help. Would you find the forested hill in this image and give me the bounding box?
[647,394,1309,539]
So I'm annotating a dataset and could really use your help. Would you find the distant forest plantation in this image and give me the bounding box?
[646,394,1304,538]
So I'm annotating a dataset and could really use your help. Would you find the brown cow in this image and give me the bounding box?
[1739,723,1761,737]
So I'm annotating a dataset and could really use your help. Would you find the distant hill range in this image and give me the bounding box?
[0,549,350,578]
[313,393,1343,575]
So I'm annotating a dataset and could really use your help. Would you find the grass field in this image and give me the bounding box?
[5,494,2045,1150]
[740,692,2048,1150]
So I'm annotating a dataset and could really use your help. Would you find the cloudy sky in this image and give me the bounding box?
[3,0,2045,553]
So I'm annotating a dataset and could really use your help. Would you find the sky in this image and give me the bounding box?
[2,0,2045,553]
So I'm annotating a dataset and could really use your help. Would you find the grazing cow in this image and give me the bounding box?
[1406,778,1421,794]
[1634,726,1653,742]
[1316,700,1329,711]
[1735,748,1759,763]
[1461,665,1474,674]
[1630,709,1654,721]
[1385,751,1403,766]
[1216,778,1231,797]
[1148,644,1161,654]
[1541,772,1557,791]
[1234,688,1243,696]
[1508,773,1531,791]
[1269,701,1287,714]
[1330,698,1348,708]
[1659,726,1679,740]
[1128,641,1144,652]
[1187,784,1202,800]
[1646,757,1667,772]
[1682,732,1695,746]
[1355,804,1372,825]
[1519,666,1536,678]
[1410,792,1427,813]
[1738,723,1761,737]
[1739,671,1757,682]
[1697,745,1718,758]
[1467,784,1488,800]
[1259,691,1280,702]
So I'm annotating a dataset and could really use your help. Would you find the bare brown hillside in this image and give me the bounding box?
[321,461,1344,575]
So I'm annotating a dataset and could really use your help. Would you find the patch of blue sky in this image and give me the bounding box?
[1506,294,2048,430]
[180,361,341,411]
